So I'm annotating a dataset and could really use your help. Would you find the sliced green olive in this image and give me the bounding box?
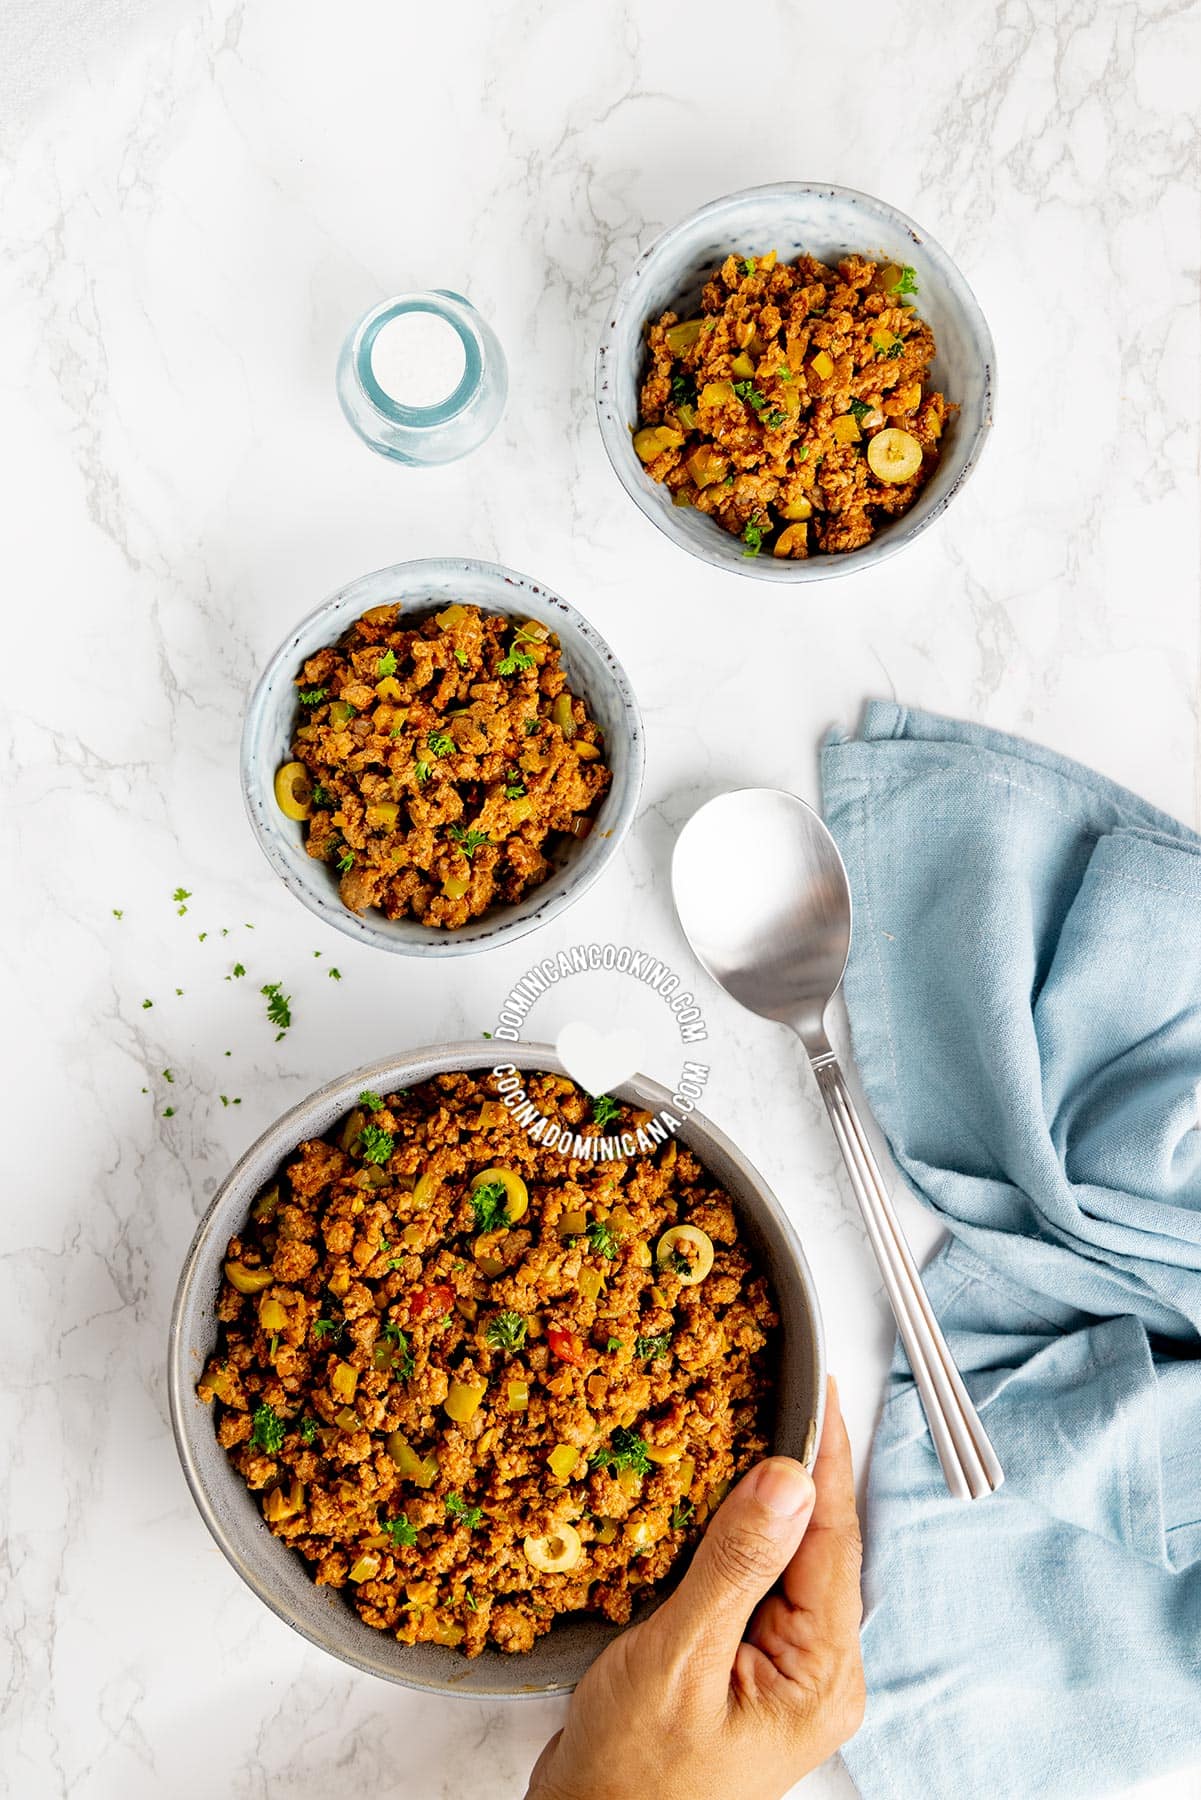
[867,428,923,484]
[524,1522,582,1573]
[472,1166,529,1224]
[655,1224,715,1285]
[274,761,313,821]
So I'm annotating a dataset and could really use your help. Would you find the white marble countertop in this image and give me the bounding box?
[3,1,1199,1795]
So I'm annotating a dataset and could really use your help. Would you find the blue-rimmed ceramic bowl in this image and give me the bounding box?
[596,181,996,584]
[241,559,644,956]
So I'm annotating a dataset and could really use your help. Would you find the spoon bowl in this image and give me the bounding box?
[671,789,851,1045]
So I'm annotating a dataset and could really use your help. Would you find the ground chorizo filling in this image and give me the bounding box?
[636,250,952,557]
[273,603,611,929]
[198,1072,777,1656]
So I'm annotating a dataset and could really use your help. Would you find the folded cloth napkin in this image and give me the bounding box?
[820,703,1201,1800]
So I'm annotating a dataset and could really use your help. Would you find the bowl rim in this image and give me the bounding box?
[239,557,646,957]
[167,1039,827,1697]
[595,179,997,584]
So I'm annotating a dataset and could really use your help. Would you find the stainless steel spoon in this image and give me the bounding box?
[672,787,1003,1502]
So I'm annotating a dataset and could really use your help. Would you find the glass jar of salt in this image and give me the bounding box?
[336,291,507,465]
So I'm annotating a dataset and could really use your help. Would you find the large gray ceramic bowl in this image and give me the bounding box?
[241,559,644,956]
[169,1042,825,1698]
[596,181,996,584]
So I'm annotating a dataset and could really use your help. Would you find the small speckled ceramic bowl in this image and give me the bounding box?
[596,181,996,584]
[168,1043,825,1697]
[241,559,644,956]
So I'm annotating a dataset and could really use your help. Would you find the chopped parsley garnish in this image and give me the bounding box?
[359,1089,384,1112]
[723,473,735,487]
[311,783,332,808]
[635,1333,670,1361]
[670,1498,695,1530]
[358,1122,394,1165]
[732,379,768,414]
[503,770,526,799]
[880,340,905,360]
[766,409,785,428]
[173,886,191,915]
[590,1427,652,1478]
[742,516,765,557]
[893,264,919,295]
[427,731,454,758]
[141,998,153,1009]
[591,1093,621,1128]
[586,1219,619,1260]
[497,641,534,676]
[670,370,698,408]
[312,1318,341,1340]
[250,1403,285,1454]
[261,982,291,1036]
[335,848,355,874]
[606,1337,624,1352]
[448,823,491,859]
[740,256,757,277]
[523,718,539,736]
[163,1068,174,1083]
[445,1493,484,1530]
[299,1416,318,1445]
[112,908,124,919]
[383,1514,418,1548]
[485,1311,528,1353]
[777,366,792,381]
[377,649,398,678]
[162,1106,175,1118]
[328,967,342,981]
[669,1248,693,1278]
[848,397,872,422]
[381,1321,415,1378]
[232,962,246,978]
[470,1181,510,1232]
[298,687,329,705]
[453,647,468,667]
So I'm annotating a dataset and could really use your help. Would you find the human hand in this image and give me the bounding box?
[525,1377,864,1800]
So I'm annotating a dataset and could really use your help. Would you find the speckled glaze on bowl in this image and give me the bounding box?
[168,1042,825,1698]
[241,559,644,957]
[596,181,996,584]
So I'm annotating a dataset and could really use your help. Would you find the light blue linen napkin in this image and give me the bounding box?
[820,703,1201,1800]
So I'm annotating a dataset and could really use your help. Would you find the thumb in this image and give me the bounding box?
[655,1457,815,1670]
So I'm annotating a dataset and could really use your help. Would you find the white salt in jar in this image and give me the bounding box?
[336,291,507,465]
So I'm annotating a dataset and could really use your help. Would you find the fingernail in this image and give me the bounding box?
[752,1457,814,1519]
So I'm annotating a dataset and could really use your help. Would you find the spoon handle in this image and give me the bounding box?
[810,1051,1004,1502]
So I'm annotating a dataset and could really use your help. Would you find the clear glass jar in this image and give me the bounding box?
[336,291,507,465]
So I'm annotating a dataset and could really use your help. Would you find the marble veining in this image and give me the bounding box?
[2,0,1198,1796]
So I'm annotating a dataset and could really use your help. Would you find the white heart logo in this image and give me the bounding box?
[556,1021,644,1098]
